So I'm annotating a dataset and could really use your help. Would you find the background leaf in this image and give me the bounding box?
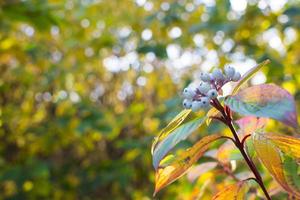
[212,181,249,200]
[186,162,218,183]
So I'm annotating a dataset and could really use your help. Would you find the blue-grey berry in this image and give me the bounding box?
[212,68,224,81]
[200,72,211,82]
[232,71,241,82]
[207,89,218,99]
[191,101,203,112]
[224,66,235,79]
[183,99,192,109]
[198,82,211,94]
[200,97,210,107]
[209,73,215,81]
[183,87,195,99]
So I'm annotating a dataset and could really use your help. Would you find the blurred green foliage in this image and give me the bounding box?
[0,0,299,199]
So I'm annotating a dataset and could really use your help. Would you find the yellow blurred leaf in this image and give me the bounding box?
[0,38,15,50]
[187,162,218,183]
[212,181,248,200]
[217,141,235,164]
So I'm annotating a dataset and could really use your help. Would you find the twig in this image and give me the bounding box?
[241,134,251,147]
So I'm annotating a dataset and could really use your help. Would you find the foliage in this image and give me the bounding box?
[0,0,300,199]
[152,60,300,199]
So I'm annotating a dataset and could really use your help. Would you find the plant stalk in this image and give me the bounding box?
[226,121,271,200]
[213,99,272,200]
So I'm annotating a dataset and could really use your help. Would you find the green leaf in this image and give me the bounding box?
[137,44,167,58]
[229,149,244,161]
[151,109,191,155]
[282,155,300,192]
[245,139,256,159]
[152,116,206,169]
[225,84,298,128]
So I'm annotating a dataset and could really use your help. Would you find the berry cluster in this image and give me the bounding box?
[182,66,241,112]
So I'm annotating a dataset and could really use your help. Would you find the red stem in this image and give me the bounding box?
[241,134,251,147]
[214,99,272,200]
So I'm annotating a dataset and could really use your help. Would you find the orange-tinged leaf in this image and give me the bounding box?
[212,181,249,200]
[154,134,223,196]
[151,109,191,154]
[232,59,270,95]
[253,132,300,197]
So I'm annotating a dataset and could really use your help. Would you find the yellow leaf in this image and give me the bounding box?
[212,181,248,200]
[262,132,300,159]
[253,132,300,197]
[154,134,223,196]
[206,107,222,126]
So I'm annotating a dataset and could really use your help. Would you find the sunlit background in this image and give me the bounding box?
[0,0,300,199]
